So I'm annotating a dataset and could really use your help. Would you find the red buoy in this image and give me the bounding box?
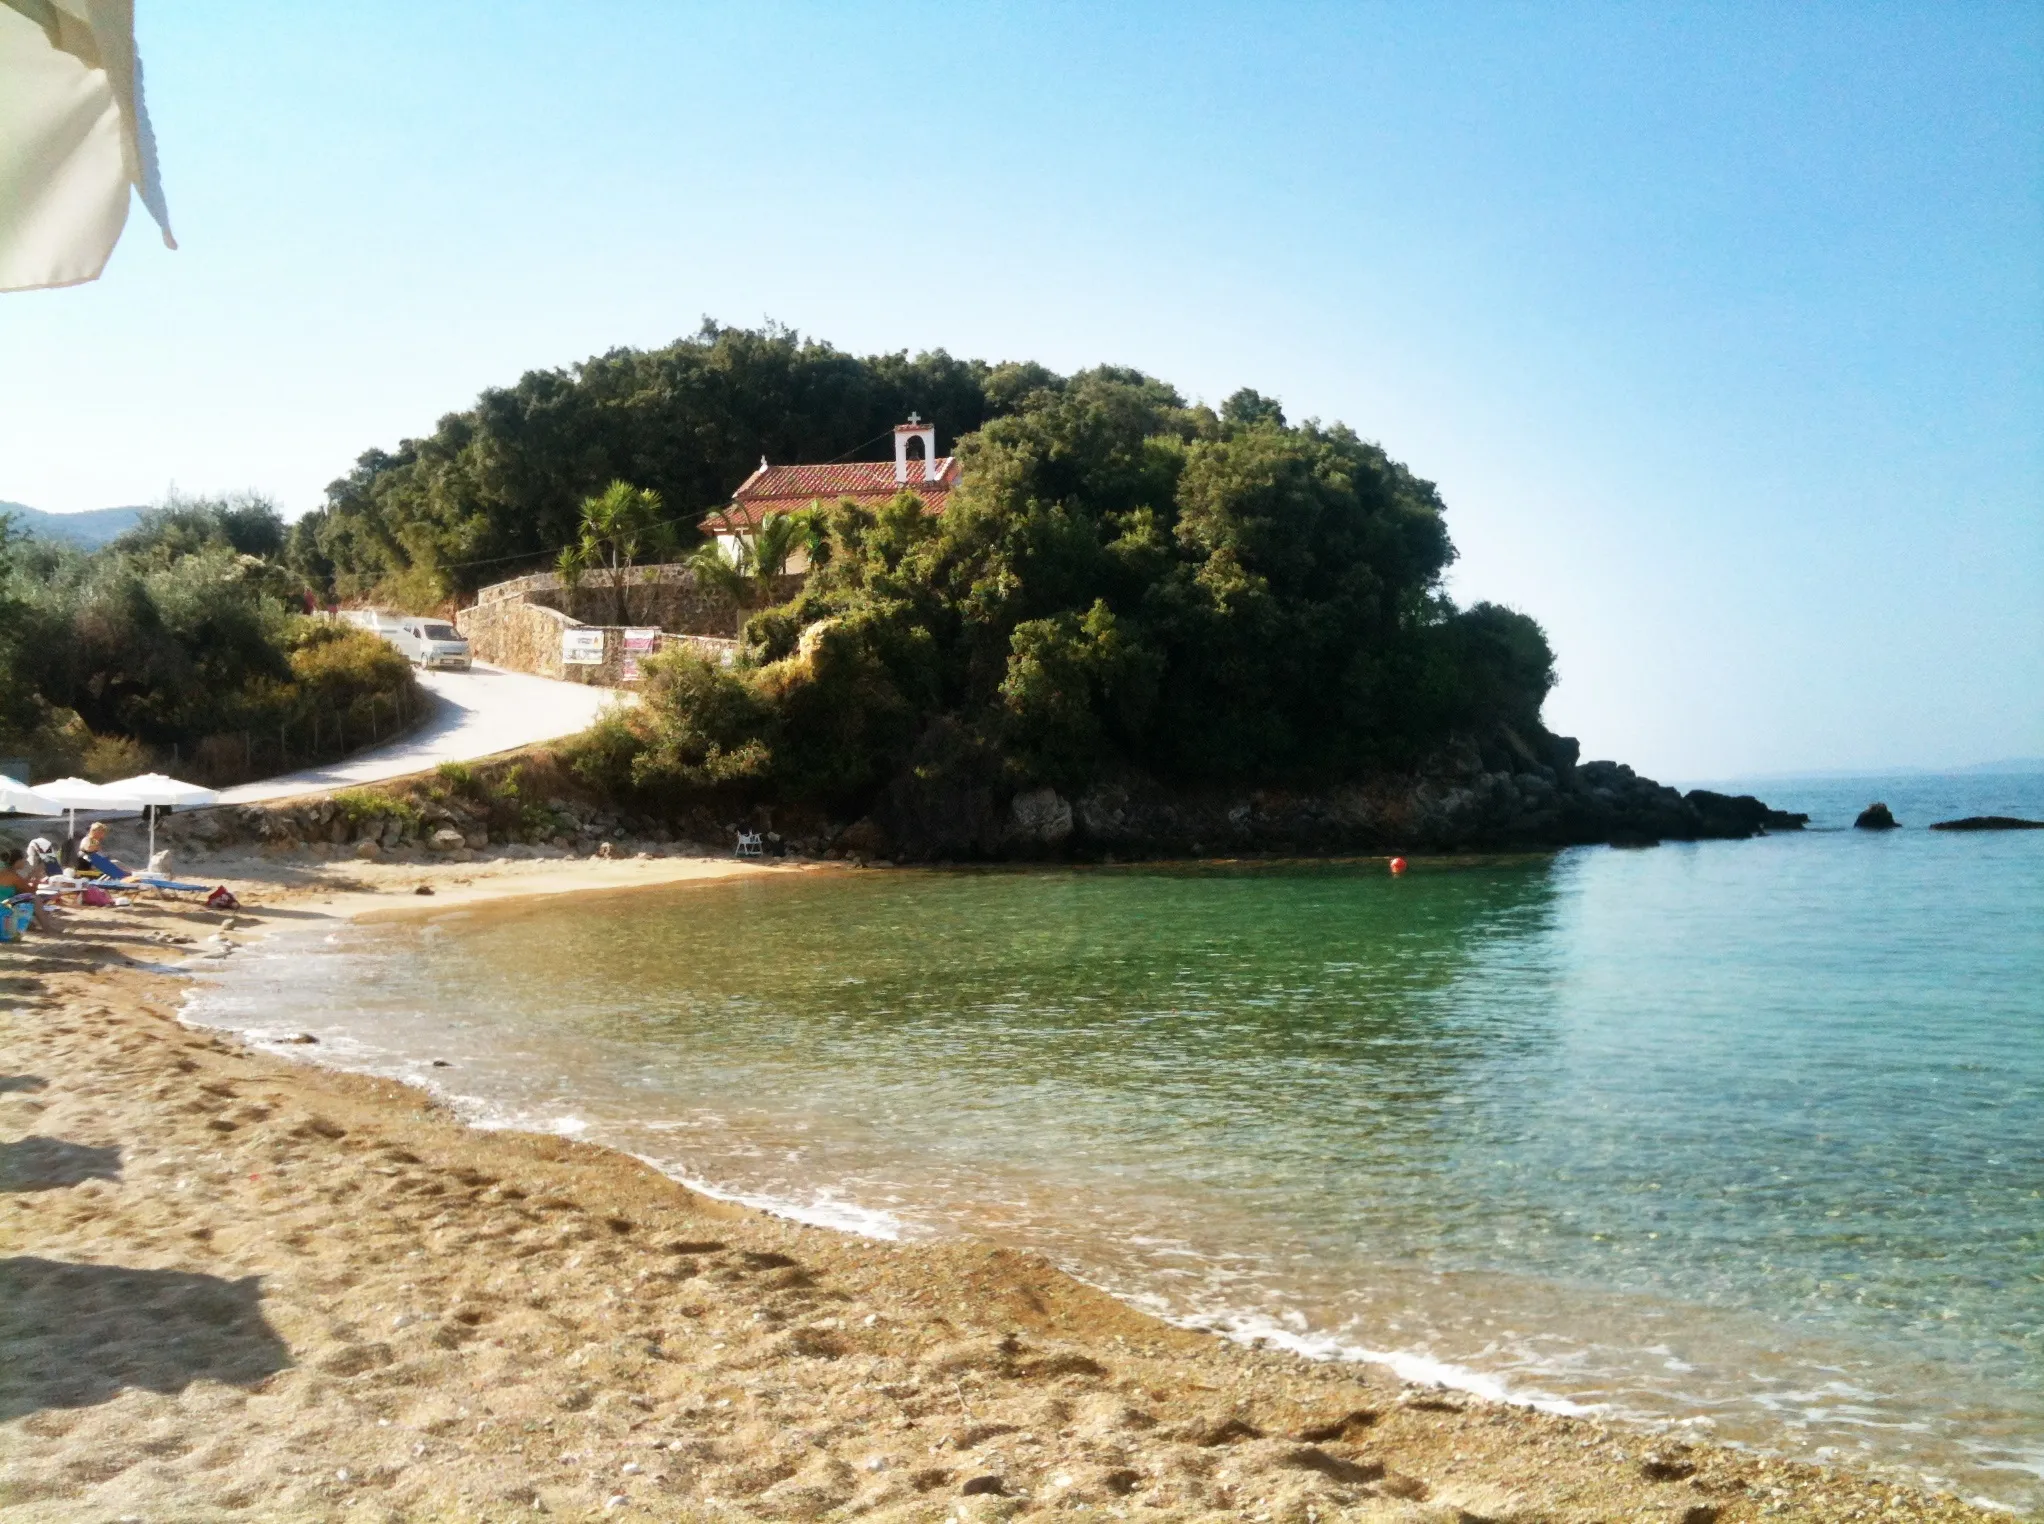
[1389,856,1408,874]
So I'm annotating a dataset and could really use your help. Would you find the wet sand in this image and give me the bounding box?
[0,857,2011,1522]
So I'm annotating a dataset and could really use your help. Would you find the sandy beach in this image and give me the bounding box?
[0,850,2012,1522]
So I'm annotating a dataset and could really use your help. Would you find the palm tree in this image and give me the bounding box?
[557,480,668,625]
[693,506,822,607]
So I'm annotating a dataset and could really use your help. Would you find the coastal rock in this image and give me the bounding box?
[1854,802,1900,830]
[1009,787,1074,847]
[1928,815,2044,831]
[354,839,382,861]
[834,817,891,860]
[428,827,466,852]
[1685,790,1808,837]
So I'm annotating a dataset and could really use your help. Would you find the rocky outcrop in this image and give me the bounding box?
[867,726,1806,862]
[1854,802,1900,830]
[1929,815,2044,831]
[159,792,704,863]
[150,723,1808,867]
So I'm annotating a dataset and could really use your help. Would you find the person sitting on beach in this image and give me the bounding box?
[1,848,61,933]
[75,822,130,880]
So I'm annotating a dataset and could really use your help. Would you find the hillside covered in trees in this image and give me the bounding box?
[577,367,1558,807]
[294,325,1559,807]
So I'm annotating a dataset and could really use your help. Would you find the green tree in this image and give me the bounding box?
[113,491,288,564]
[693,507,825,610]
[557,480,670,625]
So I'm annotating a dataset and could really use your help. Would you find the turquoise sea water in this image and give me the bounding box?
[189,772,2044,1509]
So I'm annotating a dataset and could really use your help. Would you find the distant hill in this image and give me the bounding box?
[0,501,147,548]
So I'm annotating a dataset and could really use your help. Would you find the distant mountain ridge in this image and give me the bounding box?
[0,501,147,548]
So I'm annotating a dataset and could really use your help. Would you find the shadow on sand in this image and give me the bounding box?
[0,1257,292,1418]
[0,1136,122,1191]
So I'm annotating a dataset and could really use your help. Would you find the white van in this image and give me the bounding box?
[387,617,472,671]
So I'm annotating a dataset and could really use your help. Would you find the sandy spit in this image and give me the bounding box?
[0,851,2011,1523]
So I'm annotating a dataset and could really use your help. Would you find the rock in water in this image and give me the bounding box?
[1929,815,2044,831]
[1854,802,1900,830]
[1685,790,1809,837]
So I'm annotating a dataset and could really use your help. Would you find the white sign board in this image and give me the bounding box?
[622,627,660,654]
[561,629,605,665]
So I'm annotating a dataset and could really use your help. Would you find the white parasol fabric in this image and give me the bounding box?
[34,776,138,809]
[111,772,217,808]
[0,0,176,292]
[109,772,218,861]
[33,775,141,832]
[0,776,62,815]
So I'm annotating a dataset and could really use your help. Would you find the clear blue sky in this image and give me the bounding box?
[2,2,2039,780]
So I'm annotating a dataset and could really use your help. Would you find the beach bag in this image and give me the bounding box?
[80,885,113,907]
[5,899,32,936]
[205,886,239,910]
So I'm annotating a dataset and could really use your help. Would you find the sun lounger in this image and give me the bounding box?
[79,850,130,880]
[129,874,215,896]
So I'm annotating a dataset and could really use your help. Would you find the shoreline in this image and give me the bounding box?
[1,855,2017,1521]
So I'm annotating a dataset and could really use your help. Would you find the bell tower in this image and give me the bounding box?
[893,414,938,483]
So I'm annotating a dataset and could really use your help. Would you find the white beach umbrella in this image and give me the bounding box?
[110,773,219,862]
[34,776,142,834]
[0,776,61,816]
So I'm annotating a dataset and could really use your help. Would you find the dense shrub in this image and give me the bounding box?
[0,499,420,785]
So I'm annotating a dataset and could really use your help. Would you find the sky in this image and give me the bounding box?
[1,2,2038,781]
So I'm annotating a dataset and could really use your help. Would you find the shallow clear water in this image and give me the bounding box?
[189,771,2044,1508]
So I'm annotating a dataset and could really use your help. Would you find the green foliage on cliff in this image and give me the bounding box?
[576,368,1556,806]
[0,497,418,784]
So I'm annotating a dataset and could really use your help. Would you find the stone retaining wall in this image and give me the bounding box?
[457,596,583,680]
[469,565,777,637]
[456,592,737,687]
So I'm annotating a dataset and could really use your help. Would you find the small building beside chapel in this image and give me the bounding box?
[703,416,959,570]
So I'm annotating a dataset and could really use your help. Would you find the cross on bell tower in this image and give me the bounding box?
[893,414,937,484]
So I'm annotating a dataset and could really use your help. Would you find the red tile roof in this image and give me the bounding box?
[703,458,959,532]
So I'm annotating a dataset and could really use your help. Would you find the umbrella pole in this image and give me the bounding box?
[147,808,156,865]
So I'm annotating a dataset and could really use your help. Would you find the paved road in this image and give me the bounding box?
[217,665,624,805]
